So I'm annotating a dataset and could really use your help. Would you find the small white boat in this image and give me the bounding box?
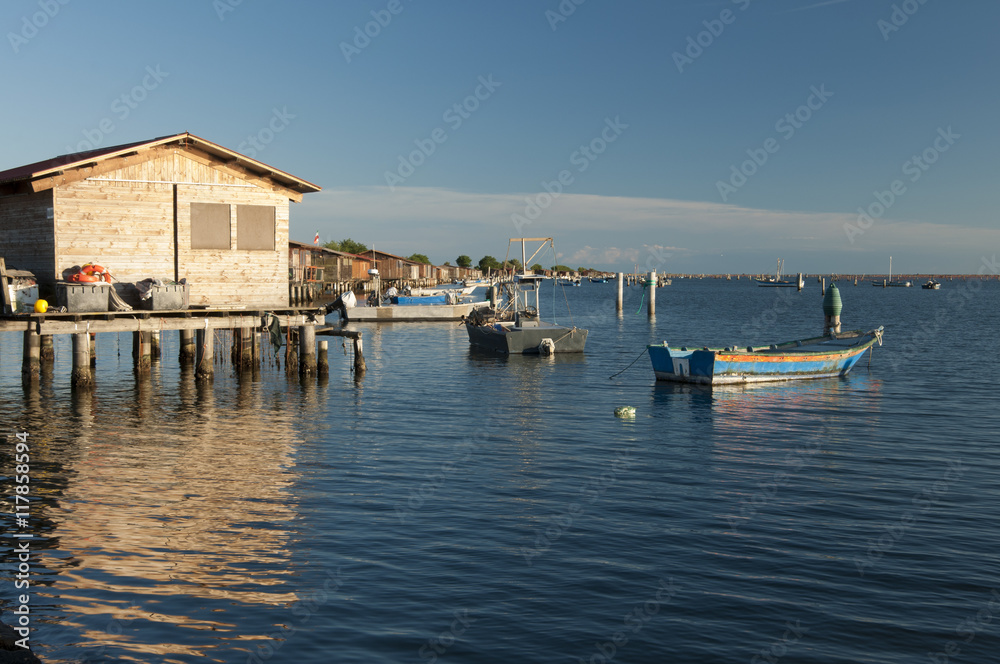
[331,291,487,322]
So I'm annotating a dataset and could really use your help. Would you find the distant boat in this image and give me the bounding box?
[872,256,911,287]
[922,279,941,290]
[465,238,587,354]
[756,259,802,288]
[589,276,609,283]
[409,284,477,296]
[648,327,883,385]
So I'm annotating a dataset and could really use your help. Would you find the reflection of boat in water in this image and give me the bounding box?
[464,238,587,354]
[648,327,883,385]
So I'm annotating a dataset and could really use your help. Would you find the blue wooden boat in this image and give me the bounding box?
[647,327,883,385]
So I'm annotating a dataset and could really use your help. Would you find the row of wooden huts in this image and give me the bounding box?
[0,132,476,311]
[288,241,481,297]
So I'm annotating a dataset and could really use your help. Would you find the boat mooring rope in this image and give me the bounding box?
[635,278,655,314]
[609,347,648,380]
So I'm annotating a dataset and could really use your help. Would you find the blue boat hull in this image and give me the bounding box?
[648,328,882,385]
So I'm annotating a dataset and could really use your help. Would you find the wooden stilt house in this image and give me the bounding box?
[0,132,320,308]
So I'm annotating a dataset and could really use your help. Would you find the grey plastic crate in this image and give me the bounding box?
[141,283,189,311]
[57,282,111,313]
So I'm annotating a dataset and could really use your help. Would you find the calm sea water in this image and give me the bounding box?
[2,278,1000,663]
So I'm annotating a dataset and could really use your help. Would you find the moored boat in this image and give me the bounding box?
[647,327,882,385]
[464,238,587,354]
[332,290,487,322]
[921,279,941,290]
[756,258,802,288]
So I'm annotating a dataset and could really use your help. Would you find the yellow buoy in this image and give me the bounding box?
[34,299,48,313]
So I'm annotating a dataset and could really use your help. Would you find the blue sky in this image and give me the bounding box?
[2,0,997,274]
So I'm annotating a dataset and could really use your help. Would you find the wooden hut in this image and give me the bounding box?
[0,132,320,308]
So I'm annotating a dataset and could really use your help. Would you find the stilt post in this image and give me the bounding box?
[22,329,40,383]
[132,331,151,375]
[71,332,93,387]
[299,324,317,376]
[195,326,214,381]
[40,334,54,364]
[179,329,196,365]
[150,331,161,360]
[318,340,329,377]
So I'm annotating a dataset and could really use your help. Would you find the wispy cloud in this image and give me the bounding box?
[294,186,999,271]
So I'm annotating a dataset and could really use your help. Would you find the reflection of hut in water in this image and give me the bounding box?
[48,390,303,625]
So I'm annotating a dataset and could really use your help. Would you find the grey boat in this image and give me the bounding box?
[464,238,587,354]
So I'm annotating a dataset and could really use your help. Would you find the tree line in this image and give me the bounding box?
[322,239,590,273]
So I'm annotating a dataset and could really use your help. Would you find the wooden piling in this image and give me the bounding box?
[299,324,317,376]
[150,331,161,361]
[233,327,254,371]
[40,334,54,363]
[90,332,97,366]
[318,340,329,377]
[71,332,93,387]
[616,272,624,314]
[22,329,41,383]
[195,327,214,382]
[132,331,151,374]
[648,271,656,317]
[285,327,299,377]
[821,278,826,296]
[179,329,195,365]
[353,335,366,374]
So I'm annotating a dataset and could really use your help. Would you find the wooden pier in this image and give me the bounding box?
[1,306,364,387]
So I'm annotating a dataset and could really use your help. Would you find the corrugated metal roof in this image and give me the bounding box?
[0,132,321,194]
[0,137,160,184]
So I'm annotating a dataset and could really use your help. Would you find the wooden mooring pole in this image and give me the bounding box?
[616,272,624,315]
[648,271,656,317]
[353,335,366,374]
[317,327,365,374]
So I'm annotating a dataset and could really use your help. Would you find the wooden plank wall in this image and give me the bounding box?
[0,190,56,280]
[54,180,175,280]
[175,184,289,308]
[55,152,291,307]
